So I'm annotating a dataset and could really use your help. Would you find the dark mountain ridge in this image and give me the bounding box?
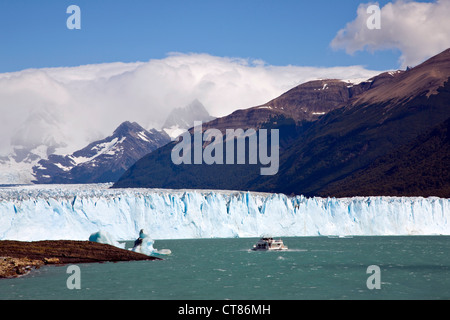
[321,116,450,198]
[114,49,450,197]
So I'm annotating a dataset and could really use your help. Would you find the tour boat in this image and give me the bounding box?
[252,237,288,251]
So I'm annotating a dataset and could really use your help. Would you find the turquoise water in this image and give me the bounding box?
[1,236,449,300]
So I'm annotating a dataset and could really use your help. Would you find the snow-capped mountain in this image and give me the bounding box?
[0,99,211,185]
[33,121,170,184]
[0,109,69,185]
[162,99,215,139]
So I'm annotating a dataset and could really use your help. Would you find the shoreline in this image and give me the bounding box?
[0,240,160,279]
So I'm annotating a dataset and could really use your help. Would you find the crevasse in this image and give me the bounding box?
[0,184,448,241]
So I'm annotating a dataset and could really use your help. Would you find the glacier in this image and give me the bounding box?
[0,184,449,241]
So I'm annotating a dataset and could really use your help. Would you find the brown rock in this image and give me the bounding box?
[0,240,161,279]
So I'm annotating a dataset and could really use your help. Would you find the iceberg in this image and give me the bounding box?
[130,229,155,255]
[89,230,125,249]
[0,184,449,241]
[88,228,170,256]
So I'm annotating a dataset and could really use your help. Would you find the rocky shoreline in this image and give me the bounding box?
[0,240,160,279]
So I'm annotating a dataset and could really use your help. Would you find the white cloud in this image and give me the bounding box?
[330,0,450,68]
[0,53,381,156]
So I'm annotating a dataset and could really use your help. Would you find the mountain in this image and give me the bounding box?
[259,48,450,197]
[112,77,384,189]
[201,78,380,133]
[0,110,68,185]
[33,121,170,184]
[114,49,450,197]
[162,99,215,139]
[320,116,450,198]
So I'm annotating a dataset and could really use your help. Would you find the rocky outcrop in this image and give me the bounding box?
[0,240,160,279]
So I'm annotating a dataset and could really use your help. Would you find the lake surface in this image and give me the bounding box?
[1,236,449,300]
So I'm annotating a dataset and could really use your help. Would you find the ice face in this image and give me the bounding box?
[0,184,449,241]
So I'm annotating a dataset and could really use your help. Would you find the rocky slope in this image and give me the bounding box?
[262,49,450,196]
[320,116,450,197]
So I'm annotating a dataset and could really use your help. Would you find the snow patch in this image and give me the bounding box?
[137,131,150,142]
[164,125,187,140]
[257,106,273,109]
[70,137,125,165]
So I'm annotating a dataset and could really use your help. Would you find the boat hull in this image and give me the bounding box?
[252,247,288,251]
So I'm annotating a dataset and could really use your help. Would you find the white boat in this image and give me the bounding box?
[252,237,288,251]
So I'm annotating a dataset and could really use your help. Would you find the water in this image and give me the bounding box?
[1,236,449,300]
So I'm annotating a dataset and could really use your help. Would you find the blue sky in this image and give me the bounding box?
[0,0,448,175]
[0,0,422,73]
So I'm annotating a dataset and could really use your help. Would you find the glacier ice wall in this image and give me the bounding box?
[0,184,449,241]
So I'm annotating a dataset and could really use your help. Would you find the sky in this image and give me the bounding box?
[0,0,449,158]
[0,0,438,73]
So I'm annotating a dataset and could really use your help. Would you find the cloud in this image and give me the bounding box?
[0,53,381,156]
[330,0,450,68]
